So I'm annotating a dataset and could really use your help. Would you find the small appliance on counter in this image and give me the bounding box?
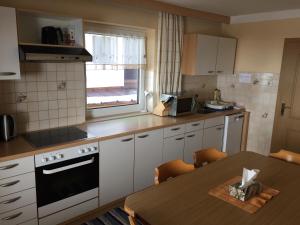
[0,114,16,141]
[157,94,193,117]
[41,26,64,45]
[204,89,234,111]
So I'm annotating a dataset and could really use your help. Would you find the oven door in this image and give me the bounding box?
[35,153,99,209]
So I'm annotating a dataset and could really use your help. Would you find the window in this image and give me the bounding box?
[85,32,146,114]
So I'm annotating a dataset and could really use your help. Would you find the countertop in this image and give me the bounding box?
[0,109,245,162]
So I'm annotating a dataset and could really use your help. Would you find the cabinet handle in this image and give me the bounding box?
[0,196,21,204]
[0,180,20,187]
[208,71,215,74]
[121,138,133,142]
[0,72,16,76]
[0,163,19,170]
[138,134,149,139]
[171,127,180,131]
[187,134,195,138]
[175,137,184,141]
[1,212,23,221]
[192,123,200,127]
[217,71,223,73]
[216,127,224,131]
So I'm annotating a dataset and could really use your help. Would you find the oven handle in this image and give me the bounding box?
[42,157,95,175]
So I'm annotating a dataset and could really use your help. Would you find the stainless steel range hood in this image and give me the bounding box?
[19,44,93,62]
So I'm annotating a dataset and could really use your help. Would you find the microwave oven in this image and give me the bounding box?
[160,94,193,117]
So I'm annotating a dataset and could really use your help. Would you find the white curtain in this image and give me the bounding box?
[157,12,184,95]
[86,33,146,69]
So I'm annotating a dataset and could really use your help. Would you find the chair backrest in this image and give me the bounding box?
[154,159,195,185]
[193,148,227,168]
[269,149,300,165]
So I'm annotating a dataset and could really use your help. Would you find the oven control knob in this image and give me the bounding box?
[78,149,85,154]
[57,154,64,159]
[93,146,98,151]
[87,147,92,152]
[84,148,89,153]
[42,157,49,163]
[49,156,56,161]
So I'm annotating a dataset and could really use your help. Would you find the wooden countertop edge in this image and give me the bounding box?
[0,109,245,162]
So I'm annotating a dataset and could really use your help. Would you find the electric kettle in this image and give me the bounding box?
[0,114,16,141]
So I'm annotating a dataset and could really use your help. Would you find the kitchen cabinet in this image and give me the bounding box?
[0,6,20,80]
[163,134,185,162]
[99,135,134,206]
[134,129,163,192]
[184,130,203,164]
[203,125,225,151]
[181,34,237,76]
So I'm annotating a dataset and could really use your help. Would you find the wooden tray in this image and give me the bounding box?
[209,176,280,214]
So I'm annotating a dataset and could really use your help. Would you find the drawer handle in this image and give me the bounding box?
[0,163,19,170]
[1,196,21,204]
[0,72,17,76]
[171,127,180,131]
[192,123,200,127]
[208,70,215,74]
[0,180,20,187]
[216,127,224,130]
[175,137,184,141]
[138,134,149,139]
[217,71,223,73]
[187,134,195,138]
[121,138,133,142]
[1,212,23,220]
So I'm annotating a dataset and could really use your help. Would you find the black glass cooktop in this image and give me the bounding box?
[23,127,88,148]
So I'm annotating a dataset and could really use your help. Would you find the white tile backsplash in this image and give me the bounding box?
[217,72,279,156]
[0,63,86,133]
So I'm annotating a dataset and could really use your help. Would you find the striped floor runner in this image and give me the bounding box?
[82,207,143,225]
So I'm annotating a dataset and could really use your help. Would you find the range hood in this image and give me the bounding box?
[19,44,93,62]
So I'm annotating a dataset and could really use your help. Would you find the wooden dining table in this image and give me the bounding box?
[124,151,300,225]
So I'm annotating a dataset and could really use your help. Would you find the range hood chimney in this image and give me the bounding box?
[19,44,93,62]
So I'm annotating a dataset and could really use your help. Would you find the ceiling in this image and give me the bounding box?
[157,0,300,16]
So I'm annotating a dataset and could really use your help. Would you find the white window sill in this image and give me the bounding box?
[86,111,152,123]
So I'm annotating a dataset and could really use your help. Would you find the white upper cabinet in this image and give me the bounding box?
[196,35,219,75]
[0,6,20,80]
[216,37,237,75]
[182,34,237,76]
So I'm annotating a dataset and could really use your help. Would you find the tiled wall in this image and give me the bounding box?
[217,73,279,156]
[182,75,217,100]
[0,63,86,133]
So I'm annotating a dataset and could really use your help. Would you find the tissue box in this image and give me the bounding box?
[229,181,263,201]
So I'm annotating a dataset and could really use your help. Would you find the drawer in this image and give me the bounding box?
[164,124,186,138]
[0,156,34,180]
[204,116,224,128]
[0,188,36,214]
[20,218,38,225]
[0,172,35,197]
[0,203,37,225]
[186,120,204,132]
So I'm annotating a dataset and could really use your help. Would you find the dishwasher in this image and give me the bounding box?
[222,113,244,155]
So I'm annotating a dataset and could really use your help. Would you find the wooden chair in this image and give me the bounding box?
[154,159,195,185]
[193,148,227,168]
[269,149,300,165]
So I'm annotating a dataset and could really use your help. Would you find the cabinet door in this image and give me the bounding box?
[163,135,185,162]
[216,37,237,75]
[99,135,134,206]
[184,130,203,164]
[196,35,219,75]
[0,6,20,80]
[134,129,163,192]
[203,125,224,151]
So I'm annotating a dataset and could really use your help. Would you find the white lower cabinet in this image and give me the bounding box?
[99,135,134,206]
[163,135,185,162]
[0,203,37,225]
[134,129,163,192]
[203,125,224,150]
[184,130,203,164]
